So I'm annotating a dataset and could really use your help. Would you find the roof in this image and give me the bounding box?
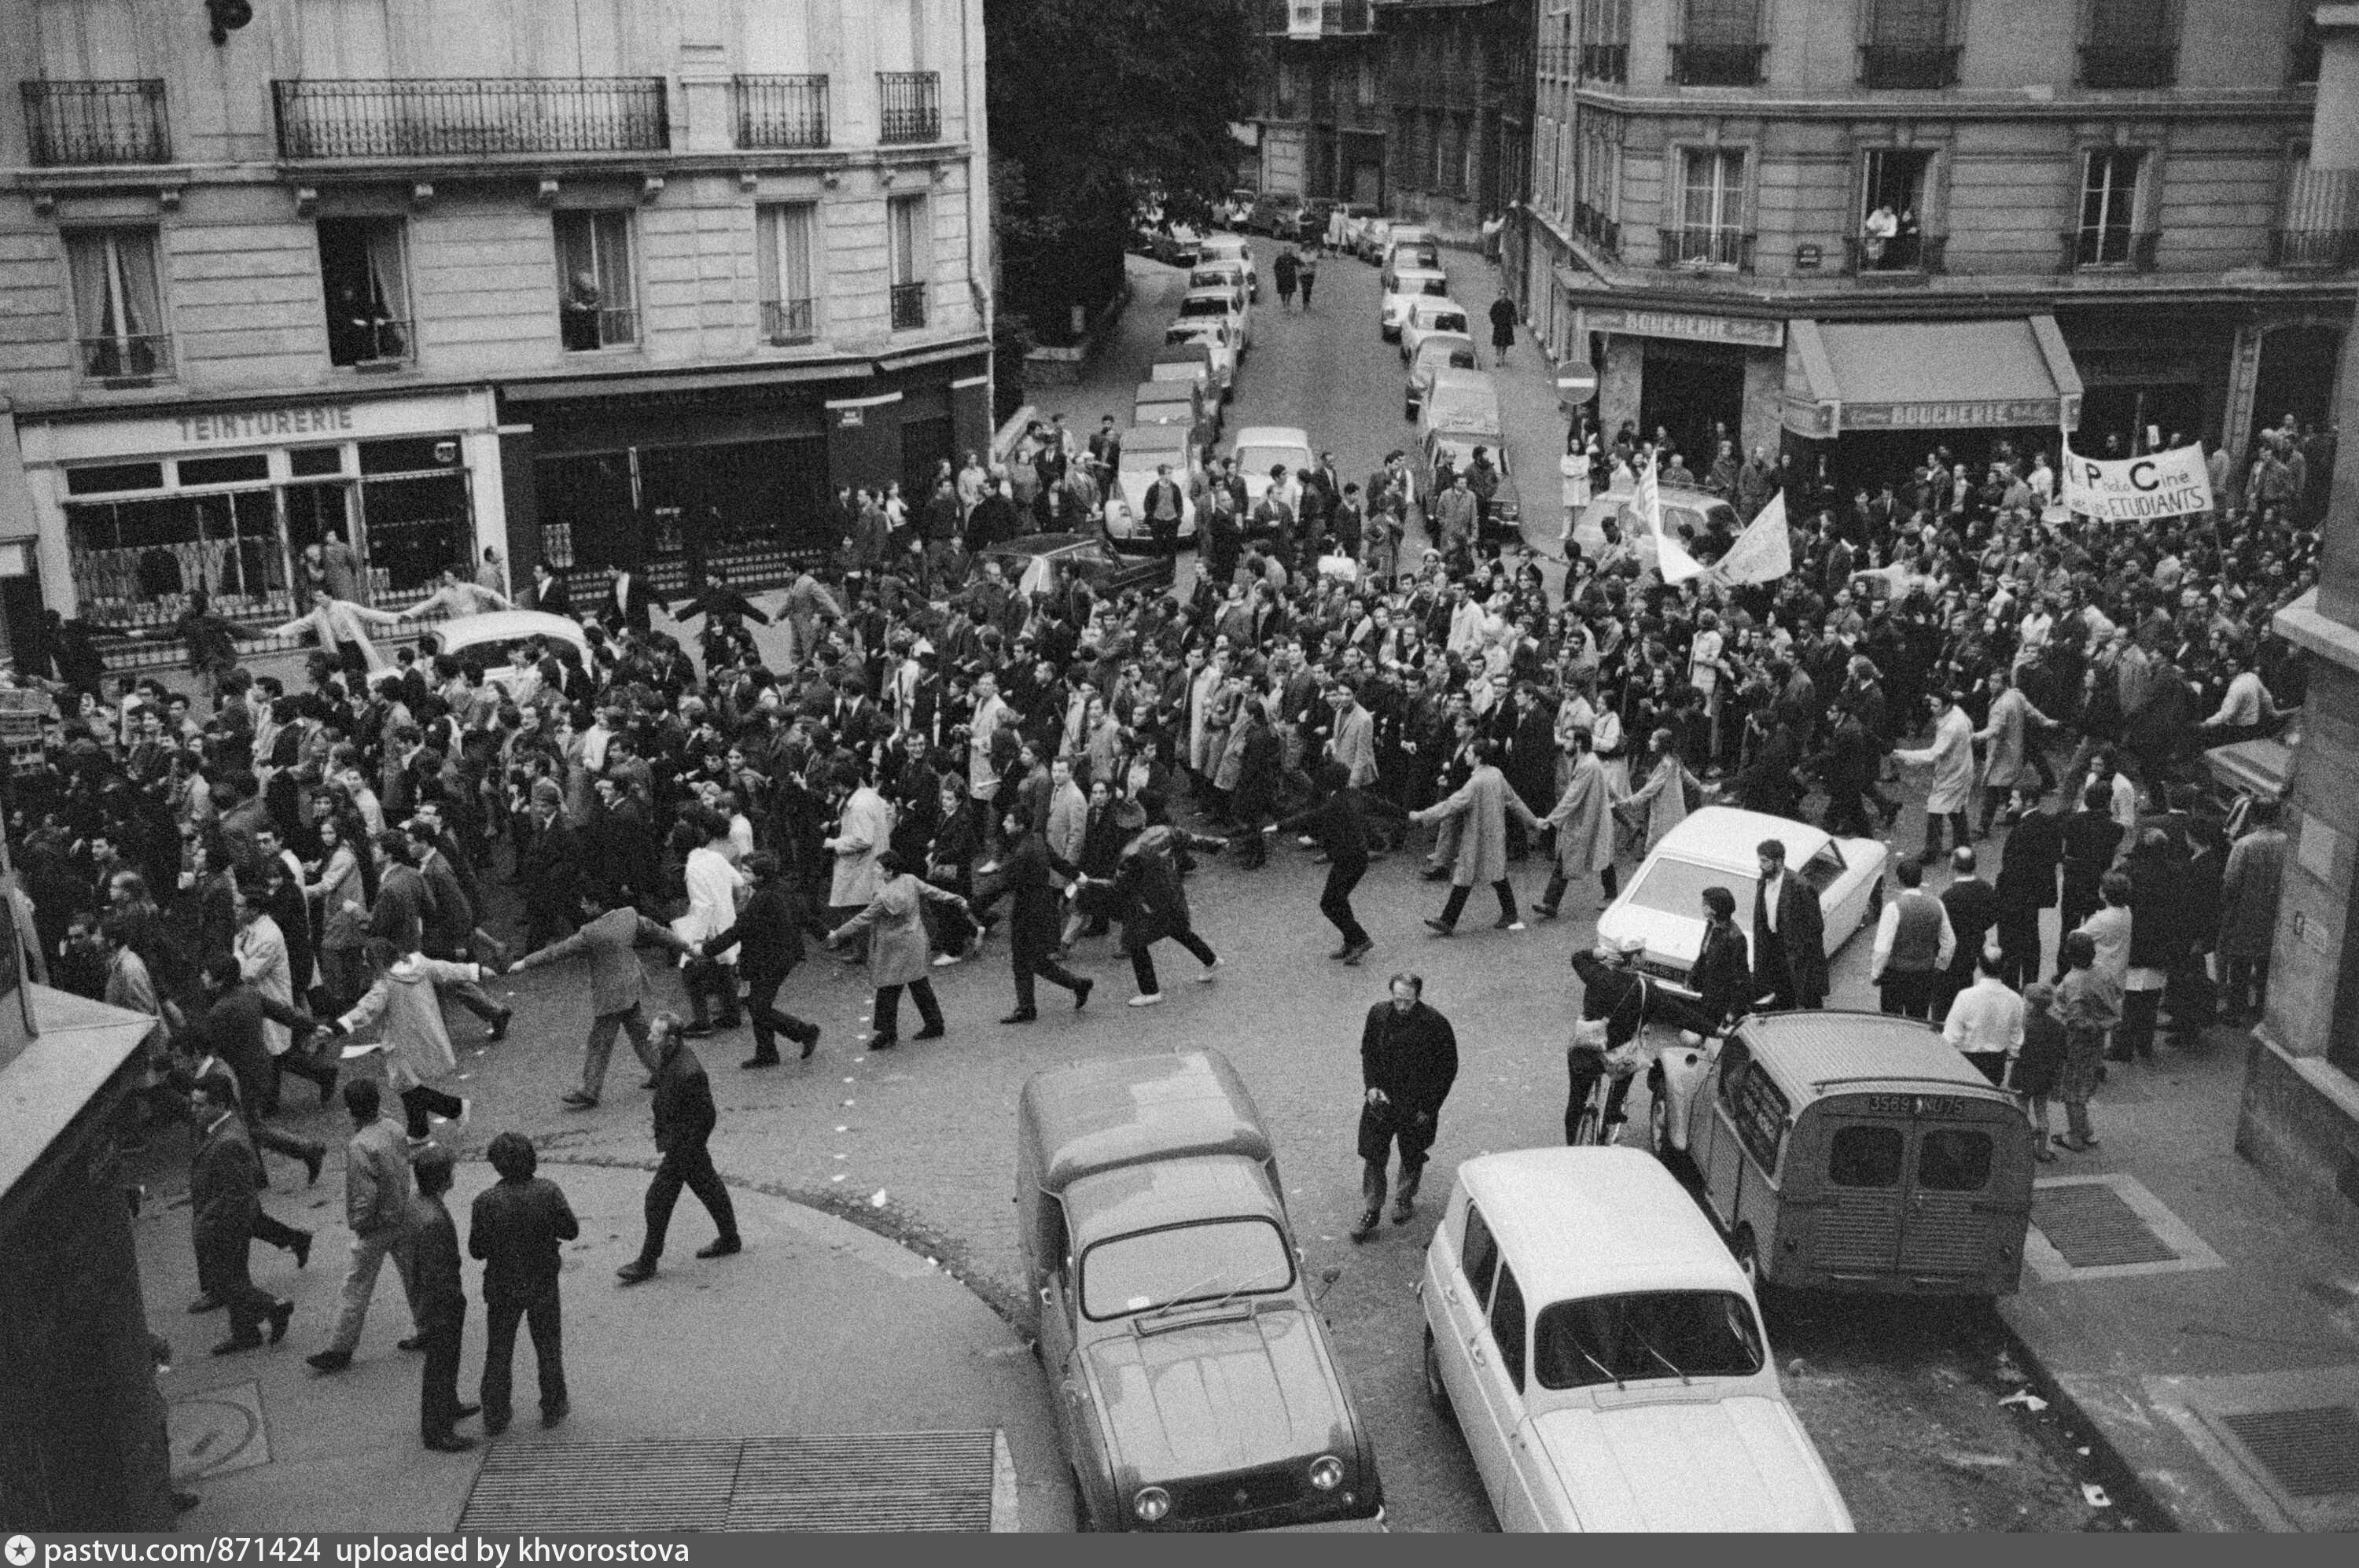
[1655,807,1834,874]
[1021,1048,1272,1195]
[1124,423,1190,452]
[1231,426,1312,449]
[1065,1154,1284,1250]
[2,985,164,1212]
[1460,1148,1746,1302]
[1738,1011,2010,1099]
[425,609,588,655]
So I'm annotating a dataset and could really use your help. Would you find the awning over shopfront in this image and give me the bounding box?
[1782,315,2083,439]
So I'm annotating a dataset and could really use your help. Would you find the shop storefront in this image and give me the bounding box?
[1574,299,1788,464]
[16,388,503,629]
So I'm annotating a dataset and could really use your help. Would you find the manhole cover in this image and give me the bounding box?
[2031,1180,2177,1268]
[458,1432,1004,1532]
[2217,1406,2359,1498]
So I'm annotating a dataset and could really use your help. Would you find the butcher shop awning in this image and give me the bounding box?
[1781,315,2084,438]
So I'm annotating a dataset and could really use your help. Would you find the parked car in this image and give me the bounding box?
[1351,216,1394,263]
[1418,427,1522,541]
[1418,366,1501,440]
[1420,1147,1853,1531]
[1663,1012,2037,1300]
[411,610,589,705]
[1595,806,1888,999]
[978,532,1172,601]
[1168,316,1238,396]
[1381,224,1441,271]
[1378,266,1451,340]
[1179,280,1251,355]
[1150,340,1224,405]
[1104,423,1201,550]
[1131,221,1202,270]
[1229,425,1316,511]
[1187,263,1256,346]
[1569,484,1744,576]
[1134,377,1220,450]
[1198,233,1259,301]
[1404,333,1479,421]
[1247,190,1305,238]
[1018,1048,1383,1531]
[1399,297,1472,365]
[1327,202,1380,252]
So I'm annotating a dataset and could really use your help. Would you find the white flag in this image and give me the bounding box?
[1709,491,1794,587]
[1640,454,1706,584]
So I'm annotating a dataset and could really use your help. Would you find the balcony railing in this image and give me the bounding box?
[732,74,828,149]
[22,79,171,165]
[1860,44,1961,89]
[1844,234,1948,275]
[1669,42,1767,86]
[1573,200,1621,256]
[1260,0,1373,34]
[1581,44,1631,83]
[329,318,414,366]
[2077,45,2177,88]
[2269,229,2359,270]
[271,77,668,159]
[560,306,639,351]
[79,333,172,382]
[761,297,817,345]
[878,72,940,144]
[1659,226,1753,269]
[889,282,928,330]
[2063,228,2160,270]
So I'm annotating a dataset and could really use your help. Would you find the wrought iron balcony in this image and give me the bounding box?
[761,297,817,345]
[733,75,829,149]
[1669,42,1767,86]
[79,333,172,382]
[1581,44,1630,83]
[1844,234,1948,275]
[889,282,928,331]
[2062,227,2160,270]
[2269,228,2359,270]
[559,305,639,351]
[2077,45,2177,88]
[329,318,414,366]
[1860,44,1961,89]
[1658,226,1753,269]
[878,72,940,144]
[22,79,171,165]
[270,77,668,160]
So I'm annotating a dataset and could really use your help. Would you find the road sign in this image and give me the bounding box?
[1556,366,1599,400]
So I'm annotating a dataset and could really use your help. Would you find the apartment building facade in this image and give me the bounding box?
[1520,0,2350,484]
[0,0,991,671]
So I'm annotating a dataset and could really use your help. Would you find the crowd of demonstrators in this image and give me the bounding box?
[0,350,2322,1412]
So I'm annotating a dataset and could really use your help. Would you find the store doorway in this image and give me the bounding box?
[2250,324,2344,451]
[1639,341,1746,473]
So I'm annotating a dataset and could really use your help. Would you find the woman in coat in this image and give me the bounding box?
[1535,729,1620,918]
[1102,825,1224,1005]
[1616,727,1693,856]
[828,852,968,1048]
[1409,739,1544,935]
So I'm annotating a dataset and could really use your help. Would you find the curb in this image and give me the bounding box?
[1989,1302,2181,1531]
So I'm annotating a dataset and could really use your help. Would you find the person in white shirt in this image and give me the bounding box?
[1870,859,1956,1020]
[2201,664,2277,740]
[675,809,747,1036]
[1942,948,2026,1087]
[2074,870,2134,992]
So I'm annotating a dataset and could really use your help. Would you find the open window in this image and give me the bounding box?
[1858,149,1933,271]
[318,217,412,366]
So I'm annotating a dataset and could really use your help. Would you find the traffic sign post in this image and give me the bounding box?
[1556,366,1599,402]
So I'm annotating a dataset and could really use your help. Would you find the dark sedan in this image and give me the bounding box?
[979,532,1174,602]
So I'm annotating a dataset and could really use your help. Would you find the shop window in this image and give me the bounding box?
[64,227,169,381]
[65,462,164,495]
[316,216,412,366]
[889,195,929,330]
[178,455,269,488]
[65,490,285,624]
[554,210,639,350]
[289,446,346,477]
[1858,149,1933,271]
[756,203,819,345]
[2076,148,2145,266]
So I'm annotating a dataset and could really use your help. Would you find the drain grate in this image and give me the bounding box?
[2030,1180,2178,1268]
[458,1431,1003,1532]
[2217,1406,2359,1498]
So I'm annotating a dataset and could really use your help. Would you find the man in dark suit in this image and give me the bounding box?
[971,815,1093,1023]
[530,562,572,620]
[700,853,826,1067]
[1993,787,2063,990]
[1936,846,2002,1020]
[189,1072,295,1355]
[1142,464,1187,554]
[1751,837,1827,1010]
[407,1146,480,1452]
[469,1132,579,1434]
[616,1018,741,1284]
[602,564,652,634]
[2058,778,2125,940]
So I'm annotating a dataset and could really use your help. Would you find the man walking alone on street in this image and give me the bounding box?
[1352,974,1459,1241]
[617,1014,742,1284]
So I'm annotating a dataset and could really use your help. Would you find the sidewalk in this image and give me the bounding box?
[1998,1021,2359,1531]
[138,1160,1072,1532]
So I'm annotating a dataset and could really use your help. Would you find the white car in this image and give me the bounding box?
[1381,224,1441,271]
[1352,216,1394,263]
[1421,1148,1853,1533]
[1103,423,1199,548]
[1229,425,1315,507]
[1198,233,1257,301]
[1165,320,1236,397]
[1379,266,1450,340]
[1178,280,1250,355]
[1568,484,1744,577]
[1405,332,1478,421]
[1187,264,1253,348]
[1595,806,1889,1001]
[408,609,589,705]
[1400,297,1472,365]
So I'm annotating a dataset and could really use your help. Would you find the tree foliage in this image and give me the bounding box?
[987,0,1259,340]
